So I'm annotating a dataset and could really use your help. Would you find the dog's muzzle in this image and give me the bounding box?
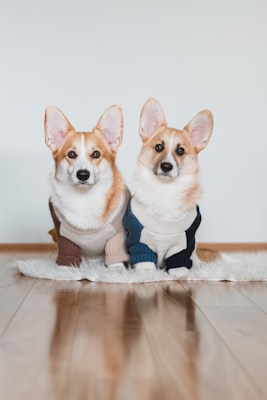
[76,169,90,182]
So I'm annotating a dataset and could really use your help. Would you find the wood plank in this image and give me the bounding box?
[200,305,267,397]
[63,282,163,400]
[0,252,55,335]
[184,281,267,397]
[231,282,267,313]
[0,256,36,336]
[1,251,267,400]
[181,280,254,307]
[0,253,12,268]
[0,277,84,400]
[133,281,263,400]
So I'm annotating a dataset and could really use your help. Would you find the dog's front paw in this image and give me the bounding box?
[134,262,157,272]
[168,267,189,280]
[108,262,127,273]
[56,256,82,267]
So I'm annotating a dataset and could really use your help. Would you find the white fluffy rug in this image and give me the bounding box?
[16,251,267,283]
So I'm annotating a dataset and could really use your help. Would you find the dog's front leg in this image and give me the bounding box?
[123,204,158,271]
[104,231,129,272]
[165,248,194,279]
[49,201,82,267]
[55,235,82,267]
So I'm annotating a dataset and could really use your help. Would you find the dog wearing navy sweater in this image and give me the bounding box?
[123,98,213,279]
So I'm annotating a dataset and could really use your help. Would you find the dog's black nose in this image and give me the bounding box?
[77,169,90,181]
[160,162,173,173]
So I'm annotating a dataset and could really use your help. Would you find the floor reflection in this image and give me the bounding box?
[50,281,199,399]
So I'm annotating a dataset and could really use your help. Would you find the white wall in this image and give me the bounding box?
[1,0,266,243]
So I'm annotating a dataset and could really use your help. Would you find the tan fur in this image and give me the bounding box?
[196,247,221,263]
[102,168,125,222]
[183,180,202,209]
[48,228,57,243]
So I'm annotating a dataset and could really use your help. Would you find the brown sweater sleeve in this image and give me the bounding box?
[49,201,82,267]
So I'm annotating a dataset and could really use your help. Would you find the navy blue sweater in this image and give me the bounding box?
[123,201,201,271]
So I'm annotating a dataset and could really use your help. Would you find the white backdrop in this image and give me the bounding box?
[1,0,266,243]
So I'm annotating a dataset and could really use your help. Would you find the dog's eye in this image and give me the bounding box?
[67,150,77,159]
[155,143,164,153]
[176,146,185,156]
[91,150,101,159]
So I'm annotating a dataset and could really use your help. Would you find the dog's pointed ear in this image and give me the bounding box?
[95,105,123,151]
[184,110,213,152]
[44,107,74,151]
[139,98,167,141]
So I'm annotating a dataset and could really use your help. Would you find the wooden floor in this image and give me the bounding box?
[1,251,267,400]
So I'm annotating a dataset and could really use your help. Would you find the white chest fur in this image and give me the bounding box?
[50,176,113,231]
[133,165,199,220]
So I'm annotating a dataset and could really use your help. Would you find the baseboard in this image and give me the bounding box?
[198,242,267,252]
[0,242,266,252]
[0,243,57,252]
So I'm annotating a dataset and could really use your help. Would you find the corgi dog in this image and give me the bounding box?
[45,105,130,267]
[123,98,213,278]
